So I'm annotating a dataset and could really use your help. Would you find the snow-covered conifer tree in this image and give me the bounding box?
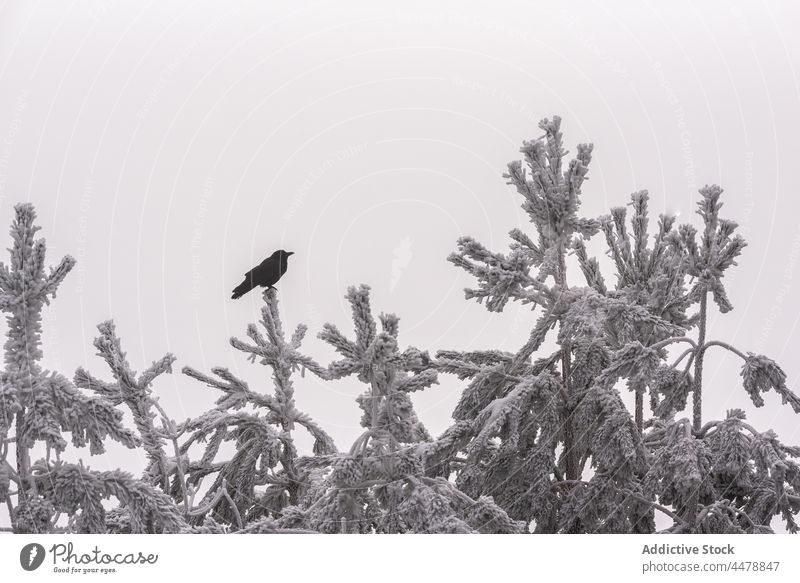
[544,181,800,532]
[72,320,191,532]
[431,119,800,534]
[434,117,623,531]
[181,288,336,532]
[530,190,695,532]
[635,186,800,532]
[2,116,797,536]
[0,204,183,533]
[573,191,693,429]
[283,284,524,533]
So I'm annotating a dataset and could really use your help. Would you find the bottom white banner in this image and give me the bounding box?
[1,534,797,582]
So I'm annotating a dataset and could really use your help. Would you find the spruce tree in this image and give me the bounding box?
[287,284,524,533]
[181,288,335,532]
[637,186,800,532]
[433,120,800,533]
[438,117,620,531]
[0,203,184,533]
[2,116,797,535]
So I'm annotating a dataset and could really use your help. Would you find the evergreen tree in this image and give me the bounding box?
[636,186,800,532]
[438,117,633,531]
[0,204,184,533]
[73,320,192,532]
[574,190,693,429]
[434,120,800,533]
[1,116,797,535]
[285,284,524,533]
[543,182,800,532]
[181,288,335,532]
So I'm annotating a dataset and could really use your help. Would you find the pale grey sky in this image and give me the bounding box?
[0,0,798,484]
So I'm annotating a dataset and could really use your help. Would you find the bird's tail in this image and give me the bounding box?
[231,280,251,299]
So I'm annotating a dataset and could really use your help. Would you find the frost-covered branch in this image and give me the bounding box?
[181,288,335,530]
[75,320,176,491]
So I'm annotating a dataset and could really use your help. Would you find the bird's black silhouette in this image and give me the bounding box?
[231,250,294,299]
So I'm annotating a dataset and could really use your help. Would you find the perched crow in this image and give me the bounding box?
[231,250,294,299]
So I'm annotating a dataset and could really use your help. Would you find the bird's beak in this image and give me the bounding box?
[287,252,295,256]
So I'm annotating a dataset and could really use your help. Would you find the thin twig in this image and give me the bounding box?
[220,479,243,530]
[670,348,694,368]
[551,479,686,526]
[701,340,747,361]
[651,336,698,352]
[1,459,20,484]
[5,493,15,526]
[152,399,190,514]
[188,485,226,517]
[619,488,685,525]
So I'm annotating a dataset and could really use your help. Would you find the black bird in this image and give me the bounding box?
[231,249,294,299]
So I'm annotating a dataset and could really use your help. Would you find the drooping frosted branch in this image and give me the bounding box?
[74,320,176,489]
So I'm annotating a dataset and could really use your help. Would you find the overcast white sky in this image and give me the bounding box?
[0,0,798,487]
